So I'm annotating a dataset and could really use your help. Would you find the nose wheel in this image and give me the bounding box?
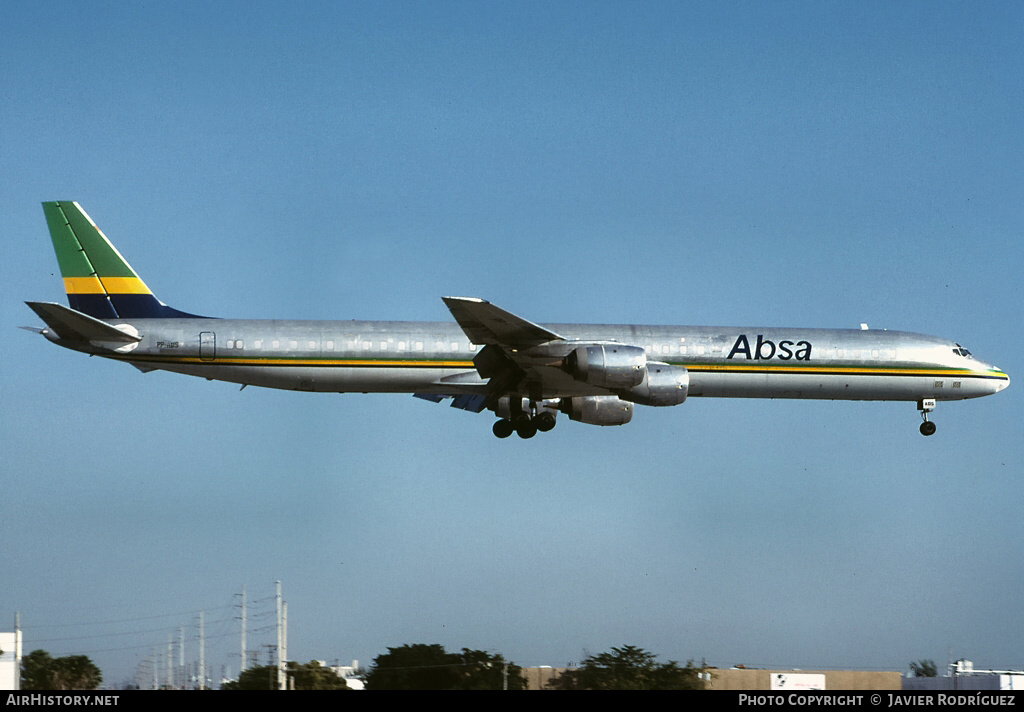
[918,399,937,436]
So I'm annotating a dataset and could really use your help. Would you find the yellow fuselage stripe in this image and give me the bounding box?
[685,363,989,377]
[110,354,1008,380]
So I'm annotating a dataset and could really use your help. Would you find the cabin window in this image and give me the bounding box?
[470,343,478,351]
[380,342,388,351]
[325,340,334,350]
[398,341,407,351]
[451,341,459,352]
[236,340,244,349]
[308,340,316,349]
[361,341,371,350]
[254,340,262,349]
[272,340,280,350]
[414,341,423,351]
[289,340,298,350]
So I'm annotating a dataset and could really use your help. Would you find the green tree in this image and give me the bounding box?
[287,660,349,690]
[452,647,526,690]
[21,650,102,690]
[222,661,349,690]
[222,664,278,690]
[909,660,938,677]
[364,643,526,690]
[547,645,702,690]
[21,650,55,690]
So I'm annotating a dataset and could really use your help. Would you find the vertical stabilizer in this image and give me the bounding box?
[42,201,202,319]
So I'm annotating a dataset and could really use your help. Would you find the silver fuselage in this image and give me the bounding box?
[50,318,1010,403]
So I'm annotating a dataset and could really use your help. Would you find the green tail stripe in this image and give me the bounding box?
[42,201,138,278]
[43,201,94,278]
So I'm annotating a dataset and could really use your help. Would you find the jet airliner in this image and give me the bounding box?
[25,202,1009,438]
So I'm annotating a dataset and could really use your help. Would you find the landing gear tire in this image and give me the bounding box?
[535,412,556,432]
[492,419,514,439]
[920,421,936,436]
[516,420,538,439]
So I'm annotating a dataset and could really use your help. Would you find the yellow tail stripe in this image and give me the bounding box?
[99,276,152,294]
[62,276,152,295]
[62,276,105,294]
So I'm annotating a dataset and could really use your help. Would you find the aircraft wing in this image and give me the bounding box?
[441,296,563,348]
[414,392,489,413]
[436,297,598,410]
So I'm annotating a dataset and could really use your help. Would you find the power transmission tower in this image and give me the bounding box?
[239,585,247,674]
[275,581,290,690]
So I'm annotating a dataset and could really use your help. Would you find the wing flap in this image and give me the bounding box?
[413,393,488,413]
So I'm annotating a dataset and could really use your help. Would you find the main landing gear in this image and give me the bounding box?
[918,398,937,436]
[492,411,557,439]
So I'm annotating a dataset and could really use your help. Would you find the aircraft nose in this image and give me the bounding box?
[987,365,1010,393]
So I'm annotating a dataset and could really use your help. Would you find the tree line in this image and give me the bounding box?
[19,643,704,690]
[358,643,702,690]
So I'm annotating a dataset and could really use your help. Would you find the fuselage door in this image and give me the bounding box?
[200,331,216,361]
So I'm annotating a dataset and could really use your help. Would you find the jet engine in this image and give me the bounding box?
[565,344,646,389]
[621,362,689,407]
[560,395,634,426]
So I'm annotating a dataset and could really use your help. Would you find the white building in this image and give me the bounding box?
[0,631,23,690]
[326,660,364,690]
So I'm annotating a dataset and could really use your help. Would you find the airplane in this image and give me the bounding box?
[25,201,1009,439]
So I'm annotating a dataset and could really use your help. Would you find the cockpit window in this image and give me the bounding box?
[953,344,973,358]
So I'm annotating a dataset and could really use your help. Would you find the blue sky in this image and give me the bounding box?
[2,1,1021,687]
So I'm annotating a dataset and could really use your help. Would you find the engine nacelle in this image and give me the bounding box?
[621,363,689,407]
[565,344,647,389]
[561,395,634,426]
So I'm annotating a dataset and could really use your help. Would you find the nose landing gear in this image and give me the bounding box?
[918,399,937,436]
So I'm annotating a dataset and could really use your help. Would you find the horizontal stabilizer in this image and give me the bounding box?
[25,301,142,343]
